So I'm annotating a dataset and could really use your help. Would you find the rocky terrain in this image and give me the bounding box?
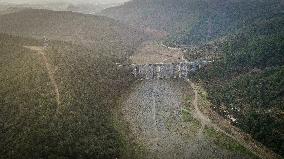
[116,80,255,159]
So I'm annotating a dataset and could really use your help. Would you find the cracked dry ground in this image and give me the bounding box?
[118,80,253,159]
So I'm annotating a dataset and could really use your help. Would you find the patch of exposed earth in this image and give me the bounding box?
[24,46,61,108]
[130,42,184,65]
[118,80,252,159]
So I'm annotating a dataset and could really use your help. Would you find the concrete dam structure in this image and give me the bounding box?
[130,61,207,80]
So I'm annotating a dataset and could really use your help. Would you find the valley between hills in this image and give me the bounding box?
[0,0,283,158]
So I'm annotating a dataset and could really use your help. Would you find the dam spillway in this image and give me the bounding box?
[130,61,208,80]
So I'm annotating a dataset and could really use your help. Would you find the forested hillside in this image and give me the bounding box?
[0,7,149,158]
[0,9,144,56]
[102,0,283,46]
[0,33,135,158]
[194,15,284,156]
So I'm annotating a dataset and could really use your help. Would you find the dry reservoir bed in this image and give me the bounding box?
[116,80,254,159]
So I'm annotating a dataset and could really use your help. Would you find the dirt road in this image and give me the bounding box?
[24,46,60,107]
[188,81,281,159]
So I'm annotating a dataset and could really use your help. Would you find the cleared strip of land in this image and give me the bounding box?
[24,46,60,107]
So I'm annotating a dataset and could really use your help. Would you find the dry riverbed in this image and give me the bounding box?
[115,80,254,159]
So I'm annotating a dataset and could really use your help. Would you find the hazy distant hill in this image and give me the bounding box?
[102,0,283,45]
[0,0,128,5]
[0,5,25,15]
[0,9,144,57]
[102,0,199,33]
[0,1,125,15]
[66,3,125,14]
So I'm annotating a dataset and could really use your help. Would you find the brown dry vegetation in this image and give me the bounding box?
[130,41,184,64]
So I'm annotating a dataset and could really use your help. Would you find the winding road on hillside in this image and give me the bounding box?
[189,80,281,159]
[24,46,61,108]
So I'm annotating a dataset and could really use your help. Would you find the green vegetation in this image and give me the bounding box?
[181,108,193,122]
[0,9,144,55]
[196,15,284,156]
[165,0,283,46]
[103,0,283,46]
[102,0,200,35]
[181,107,201,129]
[186,96,192,103]
[0,8,146,158]
[0,32,135,158]
[204,127,257,158]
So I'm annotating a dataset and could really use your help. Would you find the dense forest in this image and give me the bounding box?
[0,18,138,158]
[194,15,284,155]
[0,7,149,158]
[0,9,144,56]
[103,0,283,45]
